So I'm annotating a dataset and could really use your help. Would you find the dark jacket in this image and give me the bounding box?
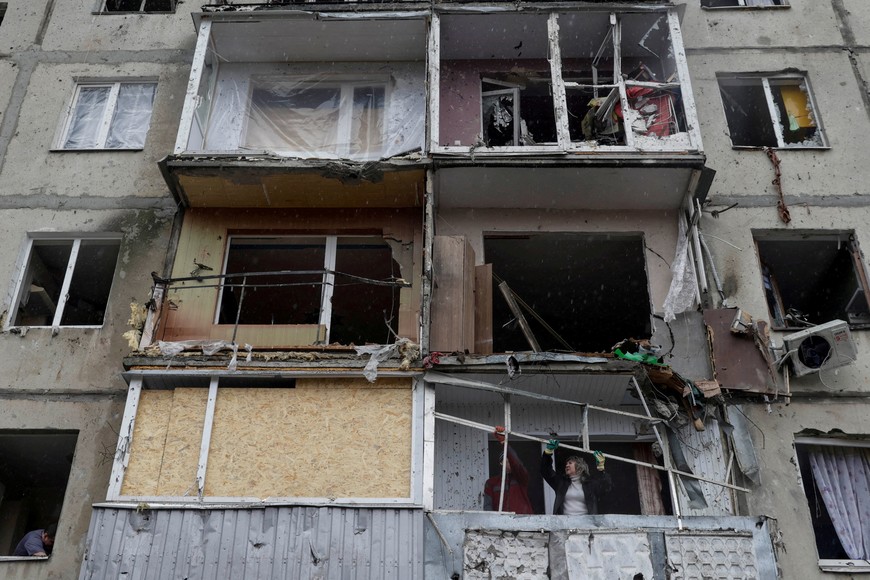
[540,451,612,515]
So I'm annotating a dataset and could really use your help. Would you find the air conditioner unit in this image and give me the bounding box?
[783,320,857,377]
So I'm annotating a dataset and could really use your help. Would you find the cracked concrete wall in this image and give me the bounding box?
[0,395,123,580]
[681,2,870,578]
[0,2,184,577]
[680,2,843,49]
[740,400,870,580]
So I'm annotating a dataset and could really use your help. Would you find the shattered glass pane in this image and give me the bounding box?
[60,241,121,326]
[14,242,72,326]
[620,13,677,84]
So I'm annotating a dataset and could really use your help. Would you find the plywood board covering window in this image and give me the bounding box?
[121,389,206,496]
[204,378,412,499]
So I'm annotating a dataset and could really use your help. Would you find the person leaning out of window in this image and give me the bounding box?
[541,440,612,515]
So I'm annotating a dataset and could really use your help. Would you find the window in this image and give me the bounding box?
[755,233,870,329]
[217,235,400,345]
[0,430,77,558]
[718,74,824,148]
[484,233,651,352]
[481,76,556,146]
[244,79,386,159]
[57,82,157,150]
[702,0,787,7]
[10,236,121,328]
[99,0,175,13]
[0,4,7,27]
[794,438,870,572]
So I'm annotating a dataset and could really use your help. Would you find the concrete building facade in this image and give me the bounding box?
[0,1,866,579]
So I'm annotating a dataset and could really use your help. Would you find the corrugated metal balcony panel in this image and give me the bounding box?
[79,506,424,580]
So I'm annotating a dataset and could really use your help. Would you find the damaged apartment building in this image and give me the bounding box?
[0,1,869,579]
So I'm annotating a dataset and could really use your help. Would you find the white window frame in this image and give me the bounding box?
[718,73,827,149]
[6,233,122,330]
[96,0,176,14]
[794,437,870,573]
[54,80,157,151]
[217,235,394,344]
[244,76,389,159]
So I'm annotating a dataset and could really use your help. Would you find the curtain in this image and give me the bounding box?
[106,83,156,149]
[808,445,870,559]
[64,87,110,148]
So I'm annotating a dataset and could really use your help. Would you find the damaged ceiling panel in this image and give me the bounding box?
[165,165,425,208]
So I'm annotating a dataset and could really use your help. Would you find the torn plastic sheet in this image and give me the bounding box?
[666,427,708,510]
[663,214,698,322]
[198,64,425,161]
[157,340,236,357]
[725,406,761,485]
[355,338,420,382]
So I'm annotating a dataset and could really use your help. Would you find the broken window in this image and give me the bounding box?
[58,82,157,150]
[794,438,870,571]
[99,0,175,13]
[718,75,824,148]
[702,0,787,8]
[11,236,121,328]
[244,79,387,159]
[755,233,870,329]
[558,12,623,145]
[439,13,556,148]
[0,430,77,557]
[217,236,400,345]
[0,4,7,27]
[484,233,651,353]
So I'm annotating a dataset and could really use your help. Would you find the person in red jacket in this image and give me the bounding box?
[483,427,534,514]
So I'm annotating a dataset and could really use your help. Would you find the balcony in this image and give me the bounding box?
[431,6,710,210]
[163,9,429,209]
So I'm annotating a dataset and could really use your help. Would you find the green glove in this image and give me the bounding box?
[593,450,606,471]
[545,439,560,454]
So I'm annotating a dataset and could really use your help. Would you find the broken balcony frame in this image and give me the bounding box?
[140,260,411,350]
[431,8,702,154]
[106,373,426,506]
[425,371,748,527]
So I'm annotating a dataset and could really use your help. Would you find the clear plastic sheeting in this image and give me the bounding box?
[195,65,425,160]
[64,83,156,149]
[663,215,698,322]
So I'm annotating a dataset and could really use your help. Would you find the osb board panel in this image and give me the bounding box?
[157,388,208,496]
[121,390,173,496]
[204,379,412,498]
[178,169,425,209]
[703,309,777,395]
[161,208,422,347]
[430,236,475,352]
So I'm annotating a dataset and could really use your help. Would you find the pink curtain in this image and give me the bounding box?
[808,445,870,559]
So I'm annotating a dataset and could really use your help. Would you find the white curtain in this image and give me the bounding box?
[809,445,870,559]
[662,214,698,322]
[745,0,777,6]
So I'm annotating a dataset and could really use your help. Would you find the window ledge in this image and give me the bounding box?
[702,5,790,10]
[819,560,870,573]
[731,145,831,151]
[50,148,144,153]
[0,556,49,562]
